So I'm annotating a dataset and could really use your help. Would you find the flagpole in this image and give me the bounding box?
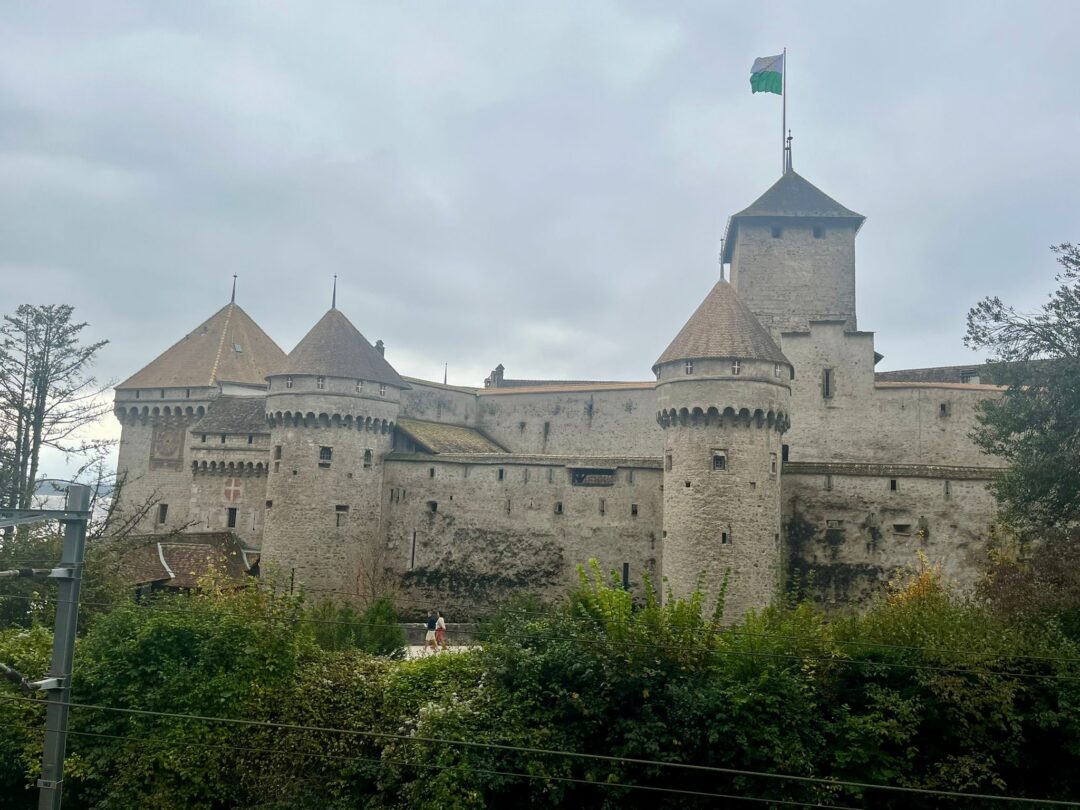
[782,47,787,173]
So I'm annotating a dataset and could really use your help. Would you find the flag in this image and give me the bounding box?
[750,54,783,95]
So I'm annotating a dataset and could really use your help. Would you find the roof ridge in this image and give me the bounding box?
[206,303,234,387]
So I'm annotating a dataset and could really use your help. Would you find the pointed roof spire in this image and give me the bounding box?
[231,274,237,304]
[275,309,408,389]
[332,275,337,309]
[653,281,788,370]
[117,304,286,390]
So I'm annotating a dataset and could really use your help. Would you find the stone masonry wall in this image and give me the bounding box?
[783,468,999,605]
[399,379,480,426]
[731,221,858,336]
[382,455,663,617]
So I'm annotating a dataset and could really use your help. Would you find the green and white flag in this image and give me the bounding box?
[750,54,784,95]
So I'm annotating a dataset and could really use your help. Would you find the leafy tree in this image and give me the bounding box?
[965,243,1080,529]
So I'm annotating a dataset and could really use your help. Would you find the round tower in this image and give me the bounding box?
[262,308,409,598]
[653,280,792,620]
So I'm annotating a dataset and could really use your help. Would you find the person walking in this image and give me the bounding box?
[424,610,438,655]
[435,611,448,652]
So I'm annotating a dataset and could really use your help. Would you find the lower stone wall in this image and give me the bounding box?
[382,455,663,618]
[782,463,1000,606]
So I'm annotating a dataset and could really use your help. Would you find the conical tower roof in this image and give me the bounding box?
[653,281,789,370]
[276,308,408,388]
[721,170,864,262]
[117,303,286,390]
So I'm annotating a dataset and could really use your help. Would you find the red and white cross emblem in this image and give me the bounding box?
[224,478,243,503]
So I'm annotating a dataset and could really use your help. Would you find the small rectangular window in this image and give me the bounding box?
[274,461,280,473]
[497,468,505,481]
[379,383,387,396]
[547,468,554,483]
[685,360,694,375]
[774,363,781,378]
[265,500,273,509]
[274,445,282,460]
[771,226,782,238]
[364,449,373,468]
[826,519,843,529]
[622,563,630,590]
[813,225,824,239]
[631,503,639,517]
[731,360,741,375]
[944,480,952,498]
[427,501,438,513]
[429,467,436,478]
[770,453,778,475]
[247,434,254,445]
[665,453,673,472]
[160,389,165,399]
[316,376,325,390]
[890,478,898,492]
[356,380,363,393]
[226,507,238,529]
[319,446,332,468]
[285,376,293,389]
[939,402,950,417]
[822,368,834,399]
[157,504,168,524]
[220,434,226,444]
[201,434,207,443]
[335,504,349,527]
[893,523,912,535]
[554,501,563,515]
[824,474,833,491]
[712,451,727,471]
[720,531,730,545]
[628,469,634,484]
[523,468,530,483]
[782,444,790,462]
[185,388,191,398]
[599,498,606,516]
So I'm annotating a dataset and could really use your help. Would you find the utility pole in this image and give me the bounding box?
[37,484,90,810]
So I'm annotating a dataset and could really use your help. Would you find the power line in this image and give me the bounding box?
[0,718,852,808]
[1,696,1076,807]
[1,590,1077,682]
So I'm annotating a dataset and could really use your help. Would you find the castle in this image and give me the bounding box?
[112,169,1005,617]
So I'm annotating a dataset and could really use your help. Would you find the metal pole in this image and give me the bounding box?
[782,47,787,173]
[37,484,90,810]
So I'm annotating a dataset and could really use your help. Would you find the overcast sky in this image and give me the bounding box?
[3,2,1079,478]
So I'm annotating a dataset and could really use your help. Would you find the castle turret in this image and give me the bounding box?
[112,302,286,533]
[653,281,791,619]
[262,308,409,597]
[723,170,865,336]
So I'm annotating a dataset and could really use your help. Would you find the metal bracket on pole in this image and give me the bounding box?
[47,569,76,581]
[30,677,64,691]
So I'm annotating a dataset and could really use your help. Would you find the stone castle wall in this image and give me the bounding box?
[381,455,662,617]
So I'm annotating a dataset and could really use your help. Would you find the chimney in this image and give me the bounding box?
[375,339,385,357]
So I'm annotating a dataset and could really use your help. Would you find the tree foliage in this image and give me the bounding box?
[965,243,1080,529]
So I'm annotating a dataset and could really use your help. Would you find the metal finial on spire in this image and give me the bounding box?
[443,362,448,385]
[784,129,793,173]
[332,275,337,309]
[231,274,237,304]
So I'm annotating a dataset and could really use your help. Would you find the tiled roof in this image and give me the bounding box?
[117,304,286,390]
[397,418,506,454]
[477,381,656,395]
[722,171,864,262]
[275,309,408,388]
[875,364,997,384]
[190,396,269,434]
[120,532,254,588]
[654,281,789,369]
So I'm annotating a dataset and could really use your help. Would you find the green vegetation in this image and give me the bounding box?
[1,560,1078,809]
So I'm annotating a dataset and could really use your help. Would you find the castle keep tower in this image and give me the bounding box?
[654,281,791,619]
[262,308,409,597]
[113,301,286,533]
[724,170,865,336]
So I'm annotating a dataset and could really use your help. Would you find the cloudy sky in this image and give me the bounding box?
[3,2,1079,477]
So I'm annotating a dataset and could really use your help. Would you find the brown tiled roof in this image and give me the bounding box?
[722,171,864,262]
[477,381,656,395]
[874,363,1002,384]
[654,281,789,369]
[120,532,254,588]
[190,396,269,434]
[275,309,408,388]
[397,418,506,454]
[117,304,287,390]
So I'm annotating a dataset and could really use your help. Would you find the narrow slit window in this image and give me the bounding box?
[631,503,639,517]
[720,531,730,545]
[547,468,554,483]
[622,563,630,590]
[285,376,293,389]
[247,434,254,445]
[890,478,898,492]
[665,453,673,472]
[364,449,373,468]
[226,507,238,529]
[220,434,226,444]
[782,444,790,462]
[599,498,606,516]
[774,363,781,378]
[429,467,436,478]
[822,368,834,399]
[554,501,563,515]
[379,384,387,396]
[356,380,363,393]
[497,468,505,481]
[944,480,952,498]
[684,360,694,375]
[316,376,325,390]
[335,505,349,527]
[157,504,168,525]
[770,452,778,475]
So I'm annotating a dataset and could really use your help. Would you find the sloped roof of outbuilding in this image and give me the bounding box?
[120,532,254,588]
[117,304,286,390]
[396,418,506,454]
[654,281,789,369]
[722,170,865,262]
[274,308,408,388]
[189,396,269,434]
